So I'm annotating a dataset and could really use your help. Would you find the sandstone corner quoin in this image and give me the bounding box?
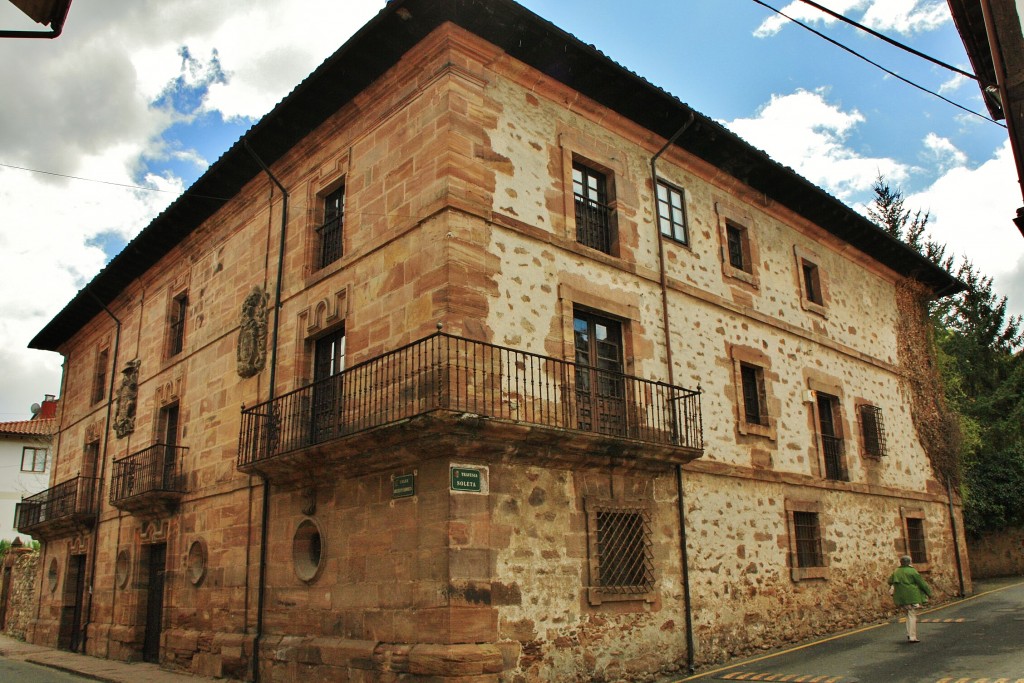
[17,1,969,681]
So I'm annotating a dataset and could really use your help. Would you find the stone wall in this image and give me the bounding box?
[1,548,39,640]
[968,528,1024,578]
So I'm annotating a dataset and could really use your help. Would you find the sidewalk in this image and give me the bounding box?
[0,634,216,683]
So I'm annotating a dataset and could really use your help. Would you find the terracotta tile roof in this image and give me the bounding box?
[0,418,57,437]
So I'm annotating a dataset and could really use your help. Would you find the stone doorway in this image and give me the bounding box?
[57,553,86,651]
[142,543,167,663]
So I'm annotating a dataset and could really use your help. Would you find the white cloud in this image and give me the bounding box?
[723,89,908,198]
[907,140,1024,318]
[922,133,968,171]
[754,0,949,37]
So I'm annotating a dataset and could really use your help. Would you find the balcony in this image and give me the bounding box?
[15,476,100,540]
[110,444,188,516]
[239,332,703,482]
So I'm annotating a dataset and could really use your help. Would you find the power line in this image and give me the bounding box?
[0,161,184,193]
[794,0,984,84]
[751,0,1005,128]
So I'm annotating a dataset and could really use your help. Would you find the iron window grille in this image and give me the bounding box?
[589,504,654,602]
[656,181,688,244]
[860,404,887,457]
[573,162,613,254]
[793,511,824,568]
[317,185,345,269]
[906,517,927,564]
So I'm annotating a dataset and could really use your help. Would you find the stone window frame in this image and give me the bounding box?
[856,402,888,458]
[304,151,350,282]
[716,200,760,288]
[900,508,931,572]
[558,131,628,260]
[785,498,830,582]
[584,496,656,606]
[165,289,188,358]
[729,344,777,441]
[556,281,641,370]
[793,245,829,317]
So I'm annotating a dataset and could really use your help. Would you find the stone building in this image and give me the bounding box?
[19,1,970,681]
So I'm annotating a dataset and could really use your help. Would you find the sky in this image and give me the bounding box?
[0,0,1021,420]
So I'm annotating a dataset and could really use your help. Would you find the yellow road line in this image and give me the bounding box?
[671,579,1024,682]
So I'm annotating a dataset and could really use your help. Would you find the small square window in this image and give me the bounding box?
[656,181,688,245]
[586,500,655,605]
[21,447,48,473]
[860,404,887,457]
[317,185,345,270]
[573,161,614,254]
[168,292,188,357]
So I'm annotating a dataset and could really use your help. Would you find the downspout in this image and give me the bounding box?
[244,141,288,683]
[945,478,967,597]
[80,289,121,654]
[650,112,696,674]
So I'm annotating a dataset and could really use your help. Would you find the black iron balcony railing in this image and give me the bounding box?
[239,332,703,468]
[15,476,100,537]
[821,434,848,481]
[110,444,188,506]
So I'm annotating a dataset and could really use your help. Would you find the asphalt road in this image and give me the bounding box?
[674,577,1024,683]
[0,658,93,683]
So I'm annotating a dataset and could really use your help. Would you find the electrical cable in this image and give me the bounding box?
[751,0,1006,128]
[794,0,984,84]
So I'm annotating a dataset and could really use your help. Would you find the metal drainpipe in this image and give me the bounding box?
[80,290,121,654]
[945,478,967,597]
[244,141,288,683]
[650,112,696,674]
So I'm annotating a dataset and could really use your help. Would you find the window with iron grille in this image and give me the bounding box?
[906,517,927,564]
[740,363,768,426]
[21,447,48,473]
[816,392,847,481]
[860,404,887,456]
[317,185,345,269]
[587,502,655,604]
[573,161,614,254]
[168,292,187,357]
[792,511,824,568]
[656,181,688,245]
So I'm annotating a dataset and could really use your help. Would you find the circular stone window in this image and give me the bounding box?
[47,557,59,592]
[292,518,324,583]
[186,540,207,586]
[115,550,131,589]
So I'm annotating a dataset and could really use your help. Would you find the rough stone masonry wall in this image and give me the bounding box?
[2,549,39,640]
[968,527,1024,578]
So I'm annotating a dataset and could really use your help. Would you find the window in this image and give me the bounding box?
[83,440,100,479]
[317,185,345,269]
[573,310,626,436]
[740,363,768,426]
[802,260,823,305]
[859,404,887,457]
[656,181,688,244]
[168,292,188,357]
[311,326,346,442]
[91,348,109,405]
[21,447,48,473]
[816,393,847,481]
[793,511,824,568]
[726,222,748,271]
[159,403,180,449]
[573,161,614,254]
[906,518,927,564]
[586,501,655,604]
[786,499,829,581]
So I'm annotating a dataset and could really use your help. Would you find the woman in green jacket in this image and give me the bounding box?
[888,555,932,643]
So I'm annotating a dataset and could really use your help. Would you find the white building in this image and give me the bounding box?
[0,396,58,542]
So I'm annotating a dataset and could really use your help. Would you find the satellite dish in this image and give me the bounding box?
[30,403,41,415]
